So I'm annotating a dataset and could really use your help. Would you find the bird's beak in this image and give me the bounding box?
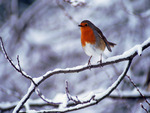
[78,24,83,27]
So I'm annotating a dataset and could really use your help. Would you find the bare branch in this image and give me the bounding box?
[65,81,79,103]
[65,81,73,102]
[56,0,78,25]
[17,55,22,72]
[140,103,149,113]
[35,88,61,106]
[0,37,19,72]
[65,81,82,104]
[126,75,150,106]
[65,81,95,104]
[0,37,37,86]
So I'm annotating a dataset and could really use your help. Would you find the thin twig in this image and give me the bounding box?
[140,103,149,113]
[126,75,150,106]
[0,37,20,72]
[35,88,61,106]
[56,0,78,25]
[30,60,132,113]
[17,55,22,72]
[65,81,96,104]
[65,80,71,101]
[1,90,150,111]
[0,37,37,86]
[65,81,82,104]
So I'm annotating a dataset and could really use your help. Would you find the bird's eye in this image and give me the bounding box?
[85,24,88,26]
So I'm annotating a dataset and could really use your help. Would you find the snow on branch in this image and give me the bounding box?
[31,60,132,113]
[0,37,150,112]
[30,37,150,87]
[1,90,150,112]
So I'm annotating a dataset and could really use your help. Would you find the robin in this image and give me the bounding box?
[78,20,116,65]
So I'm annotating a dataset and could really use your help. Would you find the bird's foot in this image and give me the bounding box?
[97,60,103,67]
[97,60,102,64]
[88,56,92,70]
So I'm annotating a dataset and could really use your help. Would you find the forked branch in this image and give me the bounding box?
[0,37,150,112]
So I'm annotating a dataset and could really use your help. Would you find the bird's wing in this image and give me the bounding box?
[94,26,112,52]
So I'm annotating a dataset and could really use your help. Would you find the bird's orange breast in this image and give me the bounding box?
[80,27,96,47]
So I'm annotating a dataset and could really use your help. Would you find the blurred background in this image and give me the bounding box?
[0,0,150,112]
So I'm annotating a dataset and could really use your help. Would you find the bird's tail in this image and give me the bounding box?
[109,41,116,47]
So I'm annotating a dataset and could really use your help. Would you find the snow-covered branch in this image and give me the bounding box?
[28,60,132,113]
[0,37,150,112]
[1,90,150,112]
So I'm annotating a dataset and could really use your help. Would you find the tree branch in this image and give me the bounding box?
[35,88,61,106]
[28,60,132,113]
[56,0,78,25]
[1,90,150,112]
[126,75,150,106]
[0,37,150,112]
[141,103,149,113]
[0,37,37,86]
[65,81,95,104]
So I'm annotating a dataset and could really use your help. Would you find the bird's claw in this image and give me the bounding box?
[97,60,103,67]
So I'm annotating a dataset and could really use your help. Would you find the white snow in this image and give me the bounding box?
[33,76,43,84]
[136,45,142,56]
[79,91,95,102]
[70,0,85,6]
[95,61,129,99]
[106,37,150,62]
[53,93,68,108]
[142,37,150,46]
[65,63,87,70]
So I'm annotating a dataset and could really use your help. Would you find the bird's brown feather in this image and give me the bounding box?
[94,26,113,52]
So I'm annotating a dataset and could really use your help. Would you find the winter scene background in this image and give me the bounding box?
[0,0,150,113]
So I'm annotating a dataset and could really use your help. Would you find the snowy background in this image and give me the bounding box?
[0,0,150,112]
